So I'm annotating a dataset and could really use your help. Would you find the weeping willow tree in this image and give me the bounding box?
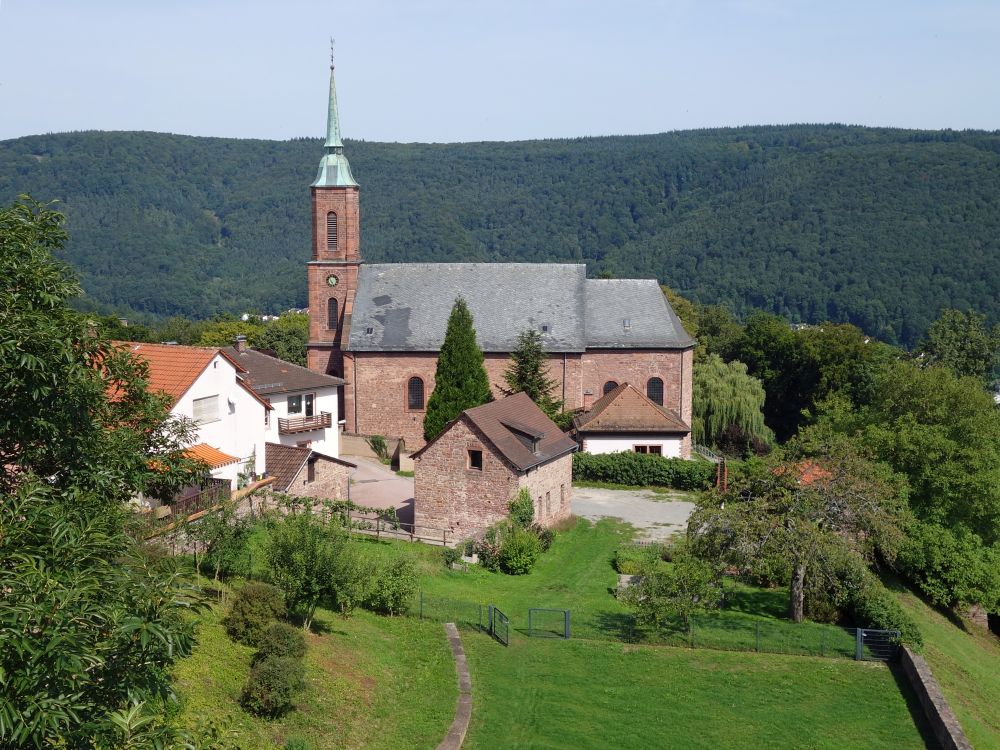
[693,354,773,454]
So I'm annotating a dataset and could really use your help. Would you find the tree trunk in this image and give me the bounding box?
[790,562,806,623]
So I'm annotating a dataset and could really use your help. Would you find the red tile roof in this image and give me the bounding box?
[118,342,219,406]
[264,442,356,491]
[572,382,690,434]
[185,443,240,469]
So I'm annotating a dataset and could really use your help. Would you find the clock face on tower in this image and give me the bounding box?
[326,274,339,287]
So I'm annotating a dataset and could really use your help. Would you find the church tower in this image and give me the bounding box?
[306,50,361,379]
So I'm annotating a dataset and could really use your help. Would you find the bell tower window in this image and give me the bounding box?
[327,297,338,330]
[647,377,664,406]
[326,212,338,252]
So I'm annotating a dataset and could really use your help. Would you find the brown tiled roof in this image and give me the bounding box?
[119,342,219,406]
[185,443,241,469]
[413,392,577,472]
[223,347,345,396]
[573,382,690,434]
[264,442,356,491]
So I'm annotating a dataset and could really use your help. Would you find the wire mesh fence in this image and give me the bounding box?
[409,591,900,661]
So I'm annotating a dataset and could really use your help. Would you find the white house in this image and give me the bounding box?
[224,338,345,458]
[571,382,692,459]
[122,342,269,489]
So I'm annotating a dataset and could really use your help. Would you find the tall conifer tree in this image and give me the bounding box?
[423,297,492,440]
[503,328,563,420]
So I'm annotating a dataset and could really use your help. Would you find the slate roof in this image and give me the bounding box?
[573,382,690,434]
[413,392,577,472]
[345,263,693,353]
[265,442,356,492]
[223,347,345,396]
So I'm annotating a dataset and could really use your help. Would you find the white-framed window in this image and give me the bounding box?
[287,394,315,417]
[192,395,219,424]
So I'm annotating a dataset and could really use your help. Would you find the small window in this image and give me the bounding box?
[326,212,338,252]
[647,377,664,406]
[603,381,618,395]
[407,376,425,410]
[327,297,338,330]
[365,326,374,335]
[540,324,550,333]
[307,458,316,483]
[192,395,219,424]
[634,445,663,456]
[468,449,483,471]
[288,395,302,414]
[623,318,632,332]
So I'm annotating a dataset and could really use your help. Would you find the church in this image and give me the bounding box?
[305,61,694,452]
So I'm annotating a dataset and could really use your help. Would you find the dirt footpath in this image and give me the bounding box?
[570,485,695,541]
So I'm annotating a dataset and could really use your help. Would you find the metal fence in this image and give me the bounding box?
[410,591,901,661]
[528,608,571,639]
[488,606,510,647]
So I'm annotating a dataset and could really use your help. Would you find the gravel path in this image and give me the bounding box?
[571,485,695,541]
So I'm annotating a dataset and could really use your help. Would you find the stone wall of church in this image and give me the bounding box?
[345,347,693,453]
[413,417,520,540]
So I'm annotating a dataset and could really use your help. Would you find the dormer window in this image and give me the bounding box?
[623,318,632,333]
[365,326,374,336]
[540,324,550,334]
[326,212,338,252]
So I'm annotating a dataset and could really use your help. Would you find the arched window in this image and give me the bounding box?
[327,297,338,330]
[407,376,425,410]
[603,381,619,395]
[326,212,338,252]
[647,377,664,406]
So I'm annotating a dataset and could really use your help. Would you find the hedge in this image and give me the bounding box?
[572,452,716,491]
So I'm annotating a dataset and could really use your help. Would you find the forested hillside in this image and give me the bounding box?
[2,125,1000,345]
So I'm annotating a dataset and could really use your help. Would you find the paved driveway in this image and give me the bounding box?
[571,485,695,542]
[347,455,415,525]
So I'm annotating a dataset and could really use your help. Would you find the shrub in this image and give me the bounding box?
[442,546,462,568]
[498,526,541,575]
[844,567,923,649]
[614,544,661,575]
[532,524,555,552]
[365,434,390,462]
[508,487,535,528]
[366,558,417,615]
[572,452,716,491]
[240,655,304,717]
[223,582,286,646]
[253,622,307,666]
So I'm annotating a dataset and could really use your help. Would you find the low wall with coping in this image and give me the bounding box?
[899,646,972,750]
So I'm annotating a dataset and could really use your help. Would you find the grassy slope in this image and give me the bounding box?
[895,584,1000,748]
[463,636,925,750]
[171,605,455,749]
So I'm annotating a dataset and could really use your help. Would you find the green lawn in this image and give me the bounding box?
[894,581,1000,748]
[462,634,928,750]
[171,604,455,749]
[359,518,858,657]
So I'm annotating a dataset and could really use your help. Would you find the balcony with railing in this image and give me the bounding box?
[278,411,332,435]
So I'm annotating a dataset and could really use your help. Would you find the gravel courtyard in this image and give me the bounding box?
[570,485,696,541]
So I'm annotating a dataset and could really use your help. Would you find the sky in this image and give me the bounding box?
[1,0,999,144]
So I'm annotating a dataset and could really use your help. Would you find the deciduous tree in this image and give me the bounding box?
[692,354,772,455]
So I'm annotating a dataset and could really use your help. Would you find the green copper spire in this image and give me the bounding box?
[312,40,359,188]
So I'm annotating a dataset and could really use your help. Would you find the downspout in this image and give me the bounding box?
[678,349,684,416]
[562,353,567,403]
[353,354,359,434]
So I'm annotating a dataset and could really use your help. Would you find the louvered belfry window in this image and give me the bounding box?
[326,212,338,252]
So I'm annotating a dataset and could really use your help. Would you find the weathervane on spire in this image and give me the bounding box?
[330,36,335,70]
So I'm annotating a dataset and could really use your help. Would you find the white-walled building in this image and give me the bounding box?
[224,339,345,458]
[571,382,691,459]
[122,342,269,488]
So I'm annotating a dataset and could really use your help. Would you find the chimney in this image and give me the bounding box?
[234,335,248,353]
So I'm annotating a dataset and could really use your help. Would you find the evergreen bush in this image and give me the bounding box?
[240,655,304,717]
[572,451,716,490]
[252,622,307,666]
[223,582,286,646]
[508,487,535,528]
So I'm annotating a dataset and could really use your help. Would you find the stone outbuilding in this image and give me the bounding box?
[264,442,355,501]
[572,382,692,458]
[412,392,577,540]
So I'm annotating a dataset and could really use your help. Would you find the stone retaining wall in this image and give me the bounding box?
[899,646,972,750]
